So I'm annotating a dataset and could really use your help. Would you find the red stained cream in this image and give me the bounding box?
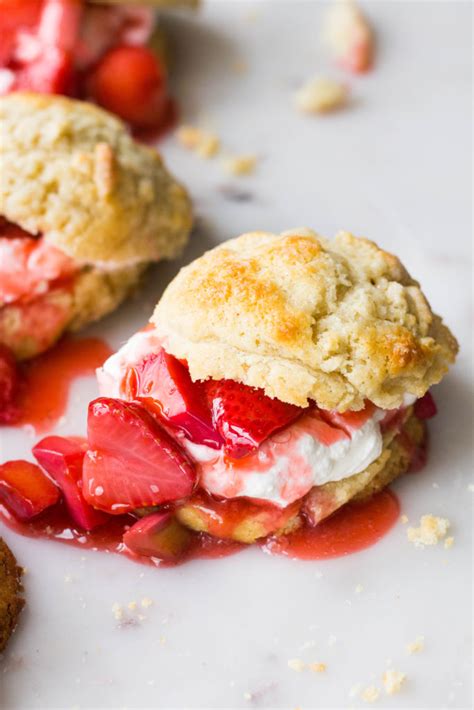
[15,337,113,433]
[261,490,400,560]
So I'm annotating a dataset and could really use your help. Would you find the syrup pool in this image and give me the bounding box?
[261,490,400,560]
[15,337,113,434]
[0,502,244,568]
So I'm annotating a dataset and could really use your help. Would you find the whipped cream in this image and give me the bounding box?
[183,410,383,507]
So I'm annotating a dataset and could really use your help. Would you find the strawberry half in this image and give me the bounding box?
[0,344,21,425]
[83,398,196,514]
[124,348,223,449]
[86,45,168,129]
[204,380,304,459]
[0,459,60,520]
[33,435,109,531]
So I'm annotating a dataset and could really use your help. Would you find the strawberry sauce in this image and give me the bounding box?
[261,490,400,560]
[14,337,112,433]
[0,502,244,568]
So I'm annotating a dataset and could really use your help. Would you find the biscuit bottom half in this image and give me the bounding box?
[0,264,145,360]
[0,538,24,653]
[176,412,425,544]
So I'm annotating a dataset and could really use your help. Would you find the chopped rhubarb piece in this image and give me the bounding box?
[204,380,303,459]
[414,392,437,420]
[33,435,108,530]
[87,45,168,128]
[123,511,191,561]
[124,348,223,449]
[0,344,21,425]
[83,398,196,514]
[0,459,60,520]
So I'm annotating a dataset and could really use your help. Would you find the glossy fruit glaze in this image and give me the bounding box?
[261,490,400,560]
[0,501,244,568]
[14,337,112,433]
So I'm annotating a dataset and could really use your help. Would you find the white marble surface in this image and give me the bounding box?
[0,2,472,708]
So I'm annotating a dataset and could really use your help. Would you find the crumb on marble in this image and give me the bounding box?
[295,77,347,114]
[407,514,450,547]
[309,662,327,673]
[444,536,455,549]
[382,669,406,695]
[223,154,257,176]
[141,597,153,609]
[406,636,424,654]
[361,685,380,703]
[176,125,220,159]
[400,514,409,524]
[288,658,306,672]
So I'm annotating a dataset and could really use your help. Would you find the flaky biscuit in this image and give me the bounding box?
[153,229,457,410]
[0,93,192,266]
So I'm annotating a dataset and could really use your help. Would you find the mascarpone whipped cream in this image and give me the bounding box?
[183,409,383,507]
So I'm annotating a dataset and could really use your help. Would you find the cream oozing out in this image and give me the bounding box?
[96,328,411,507]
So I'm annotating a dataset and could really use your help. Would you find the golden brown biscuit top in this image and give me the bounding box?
[0,92,192,265]
[153,229,458,410]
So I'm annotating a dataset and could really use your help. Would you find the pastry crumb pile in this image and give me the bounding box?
[407,515,450,547]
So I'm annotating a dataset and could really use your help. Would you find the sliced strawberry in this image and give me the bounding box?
[123,511,191,561]
[12,45,75,94]
[0,459,60,520]
[204,380,303,459]
[414,392,437,420]
[124,349,223,449]
[33,435,108,530]
[36,0,83,53]
[83,398,196,514]
[0,344,21,425]
[86,45,168,129]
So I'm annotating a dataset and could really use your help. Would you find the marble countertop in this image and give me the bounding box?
[1,2,472,708]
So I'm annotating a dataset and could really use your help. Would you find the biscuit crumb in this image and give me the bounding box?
[361,685,380,703]
[127,601,137,610]
[176,126,220,159]
[400,514,409,524]
[141,597,153,609]
[444,536,454,549]
[382,669,406,695]
[322,0,374,74]
[309,662,327,673]
[295,77,347,114]
[354,583,364,594]
[111,603,123,621]
[223,155,257,176]
[406,636,424,654]
[407,515,450,547]
[288,658,306,672]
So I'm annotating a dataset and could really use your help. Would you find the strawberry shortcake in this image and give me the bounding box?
[72,228,456,555]
[0,229,459,563]
[0,0,197,133]
[0,91,192,359]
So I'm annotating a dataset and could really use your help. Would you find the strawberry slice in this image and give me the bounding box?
[124,348,223,449]
[33,435,109,530]
[83,398,196,514]
[123,511,191,562]
[0,344,21,425]
[319,401,376,434]
[0,459,60,520]
[204,380,303,459]
[12,45,75,94]
[86,45,168,129]
[414,392,437,420]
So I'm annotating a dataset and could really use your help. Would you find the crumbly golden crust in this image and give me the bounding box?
[0,539,24,653]
[0,264,145,360]
[153,229,457,410]
[177,411,425,543]
[0,93,192,266]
